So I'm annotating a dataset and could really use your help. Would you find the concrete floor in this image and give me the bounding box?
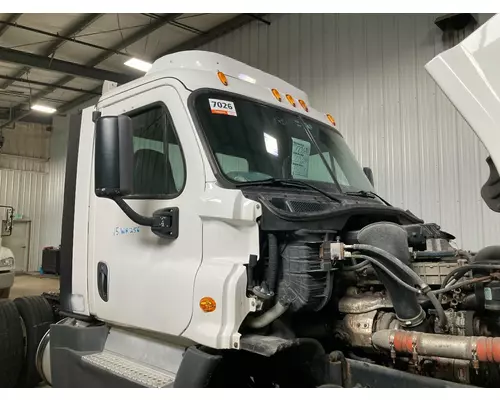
[9,274,59,299]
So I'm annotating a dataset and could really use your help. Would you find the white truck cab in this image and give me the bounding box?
[0,206,15,298]
[37,13,500,389]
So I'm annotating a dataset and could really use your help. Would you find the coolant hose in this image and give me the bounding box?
[266,233,279,294]
[372,329,500,362]
[247,301,289,329]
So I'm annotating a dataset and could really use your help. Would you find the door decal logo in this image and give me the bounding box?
[114,226,141,236]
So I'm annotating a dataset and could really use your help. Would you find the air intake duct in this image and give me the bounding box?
[357,223,425,328]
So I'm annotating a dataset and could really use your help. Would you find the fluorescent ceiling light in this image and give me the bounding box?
[124,58,153,72]
[31,104,56,114]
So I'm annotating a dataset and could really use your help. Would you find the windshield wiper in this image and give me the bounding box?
[235,178,343,204]
[296,116,343,193]
[344,190,392,207]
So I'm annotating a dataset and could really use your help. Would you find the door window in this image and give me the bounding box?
[129,105,186,197]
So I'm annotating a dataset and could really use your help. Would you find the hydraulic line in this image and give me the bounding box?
[432,275,492,295]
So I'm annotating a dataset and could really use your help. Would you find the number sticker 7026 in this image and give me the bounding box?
[209,98,237,116]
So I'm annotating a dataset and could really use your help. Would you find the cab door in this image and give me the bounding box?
[87,84,204,335]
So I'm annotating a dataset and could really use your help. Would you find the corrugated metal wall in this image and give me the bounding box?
[0,122,50,271]
[201,13,500,251]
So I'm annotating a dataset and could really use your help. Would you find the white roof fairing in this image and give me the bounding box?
[147,50,310,105]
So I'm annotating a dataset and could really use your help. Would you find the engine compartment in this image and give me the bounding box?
[242,189,500,387]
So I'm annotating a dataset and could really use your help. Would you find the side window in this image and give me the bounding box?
[129,105,186,196]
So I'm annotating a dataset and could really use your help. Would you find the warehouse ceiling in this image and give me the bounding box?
[0,13,267,127]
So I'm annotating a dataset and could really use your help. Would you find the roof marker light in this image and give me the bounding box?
[299,99,308,112]
[286,94,296,107]
[124,58,152,72]
[217,71,228,86]
[327,114,336,126]
[272,89,282,102]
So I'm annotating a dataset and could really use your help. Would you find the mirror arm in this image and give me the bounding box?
[113,197,179,239]
[113,197,155,227]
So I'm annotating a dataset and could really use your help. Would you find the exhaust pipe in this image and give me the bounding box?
[372,329,500,363]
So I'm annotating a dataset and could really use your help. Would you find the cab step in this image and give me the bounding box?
[82,350,175,388]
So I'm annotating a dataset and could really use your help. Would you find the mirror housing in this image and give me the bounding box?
[93,114,180,240]
[94,115,134,198]
[363,167,374,186]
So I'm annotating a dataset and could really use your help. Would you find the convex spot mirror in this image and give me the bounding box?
[94,115,134,198]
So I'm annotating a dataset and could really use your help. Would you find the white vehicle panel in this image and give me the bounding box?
[71,107,95,315]
[88,84,205,335]
[426,14,500,173]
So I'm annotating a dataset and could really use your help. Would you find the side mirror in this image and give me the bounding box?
[93,115,179,239]
[363,167,374,186]
[94,115,134,198]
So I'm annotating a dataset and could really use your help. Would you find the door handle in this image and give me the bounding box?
[97,262,109,302]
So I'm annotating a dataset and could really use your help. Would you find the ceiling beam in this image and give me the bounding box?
[0,46,137,83]
[0,14,103,91]
[0,74,101,95]
[57,14,265,114]
[43,14,104,57]
[0,19,130,57]
[83,13,184,67]
[0,14,22,38]
[154,14,266,59]
[1,13,183,127]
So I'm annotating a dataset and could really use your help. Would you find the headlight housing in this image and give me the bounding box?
[0,257,14,268]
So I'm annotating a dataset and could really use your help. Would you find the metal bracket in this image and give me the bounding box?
[151,207,179,239]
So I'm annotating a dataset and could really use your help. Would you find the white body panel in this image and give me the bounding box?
[426,14,500,173]
[72,50,334,349]
[71,107,95,315]
[88,83,205,335]
[146,50,310,104]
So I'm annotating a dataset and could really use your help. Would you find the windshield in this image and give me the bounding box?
[194,92,373,193]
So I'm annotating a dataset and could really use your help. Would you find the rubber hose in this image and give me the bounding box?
[432,276,492,295]
[441,264,500,288]
[351,243,447,328]
[351,244,426,288]
[266,233,279,295]
[247,301,289,329]
[354,226,426,327]
[342,259,371,271]
[351,255,421,294]
[414,251,456,259]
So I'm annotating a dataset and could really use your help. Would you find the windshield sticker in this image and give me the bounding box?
[291,137,311,178]
[209,99,237,116]
[264,133,279,156]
